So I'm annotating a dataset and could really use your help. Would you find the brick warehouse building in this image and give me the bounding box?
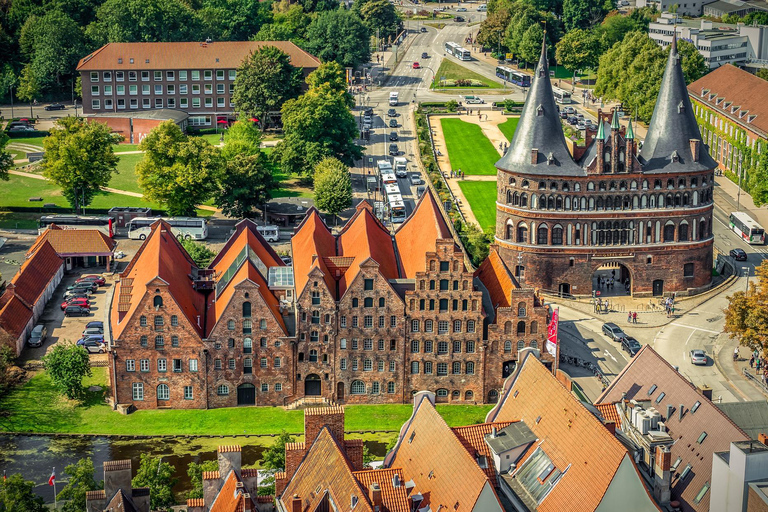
[108,192,551,411]
[495,36,716,298]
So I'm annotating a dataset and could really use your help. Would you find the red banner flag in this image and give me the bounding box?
[48,468,55,486]
[546,308,559,357]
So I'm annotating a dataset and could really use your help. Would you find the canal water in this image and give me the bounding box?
[0,434,391,504]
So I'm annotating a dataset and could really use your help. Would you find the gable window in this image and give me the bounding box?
[242,302,251,317]
[243,319,252,334]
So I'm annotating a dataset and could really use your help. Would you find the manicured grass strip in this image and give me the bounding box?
[432,59,502,89]
[498,117,519,142]
[0,369,493,435]
[440,118,499,176]
[5,136,47,149]
[458,180,497,231]
[109,153,144,194]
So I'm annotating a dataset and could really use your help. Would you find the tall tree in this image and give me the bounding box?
[42,343,92,401]
[597,10,652,50]
[253,2,312,44]
[305,9,371,68]
[57,458,102,512]
[197,0,272,41]
[85,0,201,45]
[304,61,353,103]
[136,121,224,216]
[232,46,302,132]
[562,0,613,31]
[0,474,46,512]
[0,65,17,104]
[16,65,40,118]
[181,239,217,267]
[748,155,768,207]
[555,28,601,71]
[221,120,263,159]
[676,39,708,84]
[725,260,768,355]
[518,24,545,67]
[185,460,218,500]
[132,454,177,512]
[477,8,512,53]
[216,153,276,218]
[313,157,352,224]
[0,132,12,182]
[41,118,121,211]
[259,430,295,494]
[356,0,401,42]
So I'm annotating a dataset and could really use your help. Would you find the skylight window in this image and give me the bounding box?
[537,462,555,483]
[648,385,657,396]
[692,401,701,414]
[655,392,666,404]
[697,431,708,444]
[693,482,710,504]
[408,431,416,444]
[680,464,693,480]
[672,457,682,471]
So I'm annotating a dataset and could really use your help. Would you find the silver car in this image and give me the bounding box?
[690,349,707,365]
[28,324,47,348]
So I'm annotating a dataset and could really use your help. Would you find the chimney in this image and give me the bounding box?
[653,445,672,505]
[530,149,539,165]
[689,139,700,162]
[217,446,242,479]
[370,483,383,509]
[666,404,674,421]
[698,385,712,401]
[679,404,685,421]
[103,460,132,498]
[491,426,497,438]
[759,433,768,446]
[292,495,302,512]
[604,421,616,435]
[242,494,253,512]
[621,392,627,411]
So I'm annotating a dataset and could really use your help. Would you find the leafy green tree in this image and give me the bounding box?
[313,157,352,223]
[41,118,121,211]
[86,0,201,45]
[185,460,218,500]
[596,10,651,50]
[181,239,216,267]
[57,458,102,512]
[305,61,348,95]
[0,344,17,396]
[0,132,12,182]
[197,0,272,41]
[744,11,768,25]
[216,153,276,218]
[16,65,40,118]
[676,39,707,83]
[445,99,458,112]
[0,65,17,104]
[132,454,177,512]
[305,9,371,68]
[261,430,295,470]
[748,156,768,207]
[555,28,601,71]
[232,46,302,132]
[253,2,312,44]
[518,24,545,67]
[477,8,511,53]
[562,0,613,31]
[42,343,92,401]
[356,0,401,42]
[459,223,492,266]
[362,445,375,468]
[0,474,46,512]
[724,260,768,355]
[221,120,263,159]
[504,4,561,60]
[758,68,768,82]
[136,121,224,216]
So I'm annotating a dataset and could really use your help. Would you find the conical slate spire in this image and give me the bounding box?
[596,118,605,140]
[626,119,634,140]
[638,28,717,172]
[611,109,620,130]
[495,37,584,176]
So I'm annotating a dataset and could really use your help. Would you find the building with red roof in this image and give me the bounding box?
[32,224,116,271]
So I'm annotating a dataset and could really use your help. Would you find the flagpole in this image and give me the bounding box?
[53,473,57,510]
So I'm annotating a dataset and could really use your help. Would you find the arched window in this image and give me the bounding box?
[517,340,525,350]
[242,302,251,318]
[379,297,385,307]
[530,321,538,334]
[507,190,513,204]
[562,182,570,191]
[539,195,547,210]
[699,219,707,240]
[436,389,449,398]
[679,222,689,241]
[530,195,538,209]
[465,390,474,400]
[516,321,526,335]
[466,362,475,375]
[530,340,538,349]
[517,225,529,243]
[520,193,528,207]
[664,222,676,242]
[244,358,252,373]
[587,182,595,191]
[504,341,512,353]
[351,381,366,394]
[364,297,373,308]
[509,177,516,186]
[157,384,169,400]
[152,295,164,309]
[550,181,558,191]
[309,349,318,362]
[517,302,526,317]
[243,338,252,353]
[522,180,529,189]
[537,225,548,245]
[512,192,519,205]
[452,361,462,374]
[506,221,514,240]
[504,321,512,334]
[539,181,546,190]
[451,390,460,399]
[552,225,563,245]
[217,384,229,396]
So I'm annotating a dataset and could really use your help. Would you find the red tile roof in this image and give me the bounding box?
[594,403,622,426]
[474,247,518,310]
[487,354,659,512]
[77,41,320,71]
[112,221,206,340]
[451,422,513,484]
[12,240,62,307]
[596,345,749,512]
[291,208,337,299]
[30,225,116,257]
[209,470,248,512]
[353,468,410,512]
[394,188,453,278]
[0,292,32,342]
[688,64,768,137]
[210,220,283,274]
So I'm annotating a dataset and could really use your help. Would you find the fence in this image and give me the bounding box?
[559,354,611,387]
[742,367,768,394]
[24,359,108,371]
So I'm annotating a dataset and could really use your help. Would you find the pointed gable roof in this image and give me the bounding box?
[452,422,514,484]
[353,468,411,512]
[210,470,253,512]
[291,208,337,299]
[210,218,283,271]
[11,240,62,307]
[495,39,585,177]
[394,189,453,278]
[639,33,717,173]
[474,247,518,309]
[104,489,138,512]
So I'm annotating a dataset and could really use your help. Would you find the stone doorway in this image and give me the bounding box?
[237,383,256,405]
[305,374,321,396]
[592,261,632,297]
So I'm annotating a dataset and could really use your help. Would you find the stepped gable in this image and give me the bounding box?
[337,204,399,296]
[639,32,717,174]
[291,207,337,298]
[495,38,585,177]
[394,188,453,278]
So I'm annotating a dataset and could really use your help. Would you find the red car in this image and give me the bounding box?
[61,298,90,310]
[412,61,420,69]
[76,275,105,286]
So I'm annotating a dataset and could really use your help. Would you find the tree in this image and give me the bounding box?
[477,8,512,53]
[305,61,350,98]
[459,223,492,266]
[0,344,17,397]
[132,454,177,512]
[185,460,218,500]
[562,0,613,31]
[0,132,12,182]
[181,239,216,267]
[676,39,707,84]
[85,0,202,45]
[313,157,352,224]
[305,9,371,68]
[221,120,263,159]
[40,118,121,211]
[56,458,102,512]
[748,155,768,207]
[216,154,276,218]
[362,445,375,468]
[232,46,302,132]
[518,25,545,67]
[42,343,92,401]
[259,430,295,495]
[596,10,652,50]
[757,68,768,82]
[555,28,601,71]
[253,2,312,44]
[744,11,768,25]
[197,0,272,41]
[16,65,40,118]
[136,121,224,216]
[356,0,401,42]
[0,65,18,104]
[445,99,458,112]
[0,474,46,512]
[725,260,768,355]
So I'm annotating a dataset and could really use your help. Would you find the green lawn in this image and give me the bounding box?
[458,181,497,231]
[0,369,493,435]
[113,144,140,152]
[440,118,499,176]
[109,153,144,194]
[6,136,47,149]
[432,59,503,89]
[498,117,519,142]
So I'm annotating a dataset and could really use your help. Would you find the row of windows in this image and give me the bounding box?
[132,383,194,401]
[139,335,181,349]
[410,340,477,354]
[507,176,711,192]
[339,339,397,351]
[408,298,479,313]
[503,320,538,334]
[411,319,476,334]
[298,350,329,363]
[214,357,282,370]
[226,317,267,333]
[92,97,232,110]
[339,315,398,329]
[139,315,178,328]
[418,279,470,291]
[213,337,277,352]
[410,361,476,375]
[435,389,474,400]
[339,359,397,372]
[91,83,234,96]
[505,190,711,211]
[90,69,236,82]
[349,380,396,395]
[215,383,283,396]
[126,358,196,372]
[503,340,538,352]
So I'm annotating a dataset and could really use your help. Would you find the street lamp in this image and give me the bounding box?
[9,84,13,119]
[743,266,750,294]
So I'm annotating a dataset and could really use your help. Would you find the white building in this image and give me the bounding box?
[711,439,768,511]
[638,0,710,16]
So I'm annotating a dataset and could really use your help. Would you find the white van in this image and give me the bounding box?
[257,225,280,242]
[389,92,399,106]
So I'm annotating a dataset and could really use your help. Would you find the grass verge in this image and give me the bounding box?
[432,59,502,89]
[0,369,493,435]
[457,181,496,231]
[498,117,519,142]
[440,118,499,176]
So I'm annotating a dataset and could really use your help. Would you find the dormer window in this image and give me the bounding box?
[536,105,544,117]
[748,115,757,123]
[724,101,731,109]
[700,88,709,97]
[547,152,554,165]
[671,150,680,163]
[678,101,685,113]
[732,105,740,114]
[708,93,716,101]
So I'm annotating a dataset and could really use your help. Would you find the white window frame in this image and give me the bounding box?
[154,71,162,81]
[184,386,193,400]
[141,71,150,81]
[126,360,135,372]
[132,383,144,400]
[228,70,236,80]
[180,98,188,108]
[116,71,124,82]
[90,71,98,82]
[166,71,175,81]
[130,99,138,109]
[179,70,188,80]
[204,70,213,80]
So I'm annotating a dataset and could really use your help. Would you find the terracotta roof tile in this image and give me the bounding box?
[474,247,518,310]
[77,41,320,71]
[394,189,453,278]
[30,225,116,257]
[596,345,749,512]
[291,208,338,299]
[389,397,501,511]
[0,292,32,341]
[210,470,247,512]
[353,468,410,512]
[11,241,62,307]
[487,354,659,512]
[688,63,768,137]
[451,422,513,484]
[594,403,622,426]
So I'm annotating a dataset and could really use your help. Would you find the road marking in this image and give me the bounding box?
[603,349,617,363]
[684,329,696,346]
[670,323,720,334]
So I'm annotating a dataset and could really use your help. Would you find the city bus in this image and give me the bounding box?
[387,193,407,224]
[729,211,765,244]
[381,173,398,185]
[495,66,530,87]
[445,42,471,61]
[384,183,401,196]
[552,86,572,104]
[38,215,115,237]
[127,217,209,240]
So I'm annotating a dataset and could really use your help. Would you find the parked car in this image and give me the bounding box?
[64,290,91,301]
[61,297,90,310]
[389,119,398,128]
[389,131,399,141]
[602,322,626,342]
[417,185,426,197]
[730,248,748,261]
[9,125,34,132]
[67,282,96,293]
[454,15,465,22]
[387,108,397,117]
[564,107,575,114]
[44,103,66,111]
[577,121,586,130]
[464,96,484,104]
[412,62,420,69]
[560,111,568,119]
[65,305,90,317]
[82,327,104,336]
[81,340,106,354]
[421,27,427,32]
[690,349,707,365]
[621,336,641,357]
[478,4,487,10]
[280,255,293,266]
[28,324,48,348]
[86,321,104,330]
[421,52,429,59]
[77,334,105,346]
[456,7,467,11]
[409,173,423,185]
[389,143,399,155]
[76,275,105,286]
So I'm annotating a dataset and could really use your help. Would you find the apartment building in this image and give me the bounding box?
[637,0,710,16]
[76,41,320,128]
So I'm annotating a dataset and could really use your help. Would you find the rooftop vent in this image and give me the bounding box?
[145,59,149,64]
[671,150,680,163]
[130,58,134,64]
[678,101,685,114]
[536,105,544,117]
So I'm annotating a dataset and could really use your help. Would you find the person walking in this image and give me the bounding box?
[633,312,637,324]
[628,311,632,323]
[750,355,755,368]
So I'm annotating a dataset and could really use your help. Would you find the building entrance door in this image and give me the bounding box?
[653,280,664,296]
[237,383,256,405]
[593,262,631,297]
[305,374,321,396]
[336,382,345,401]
